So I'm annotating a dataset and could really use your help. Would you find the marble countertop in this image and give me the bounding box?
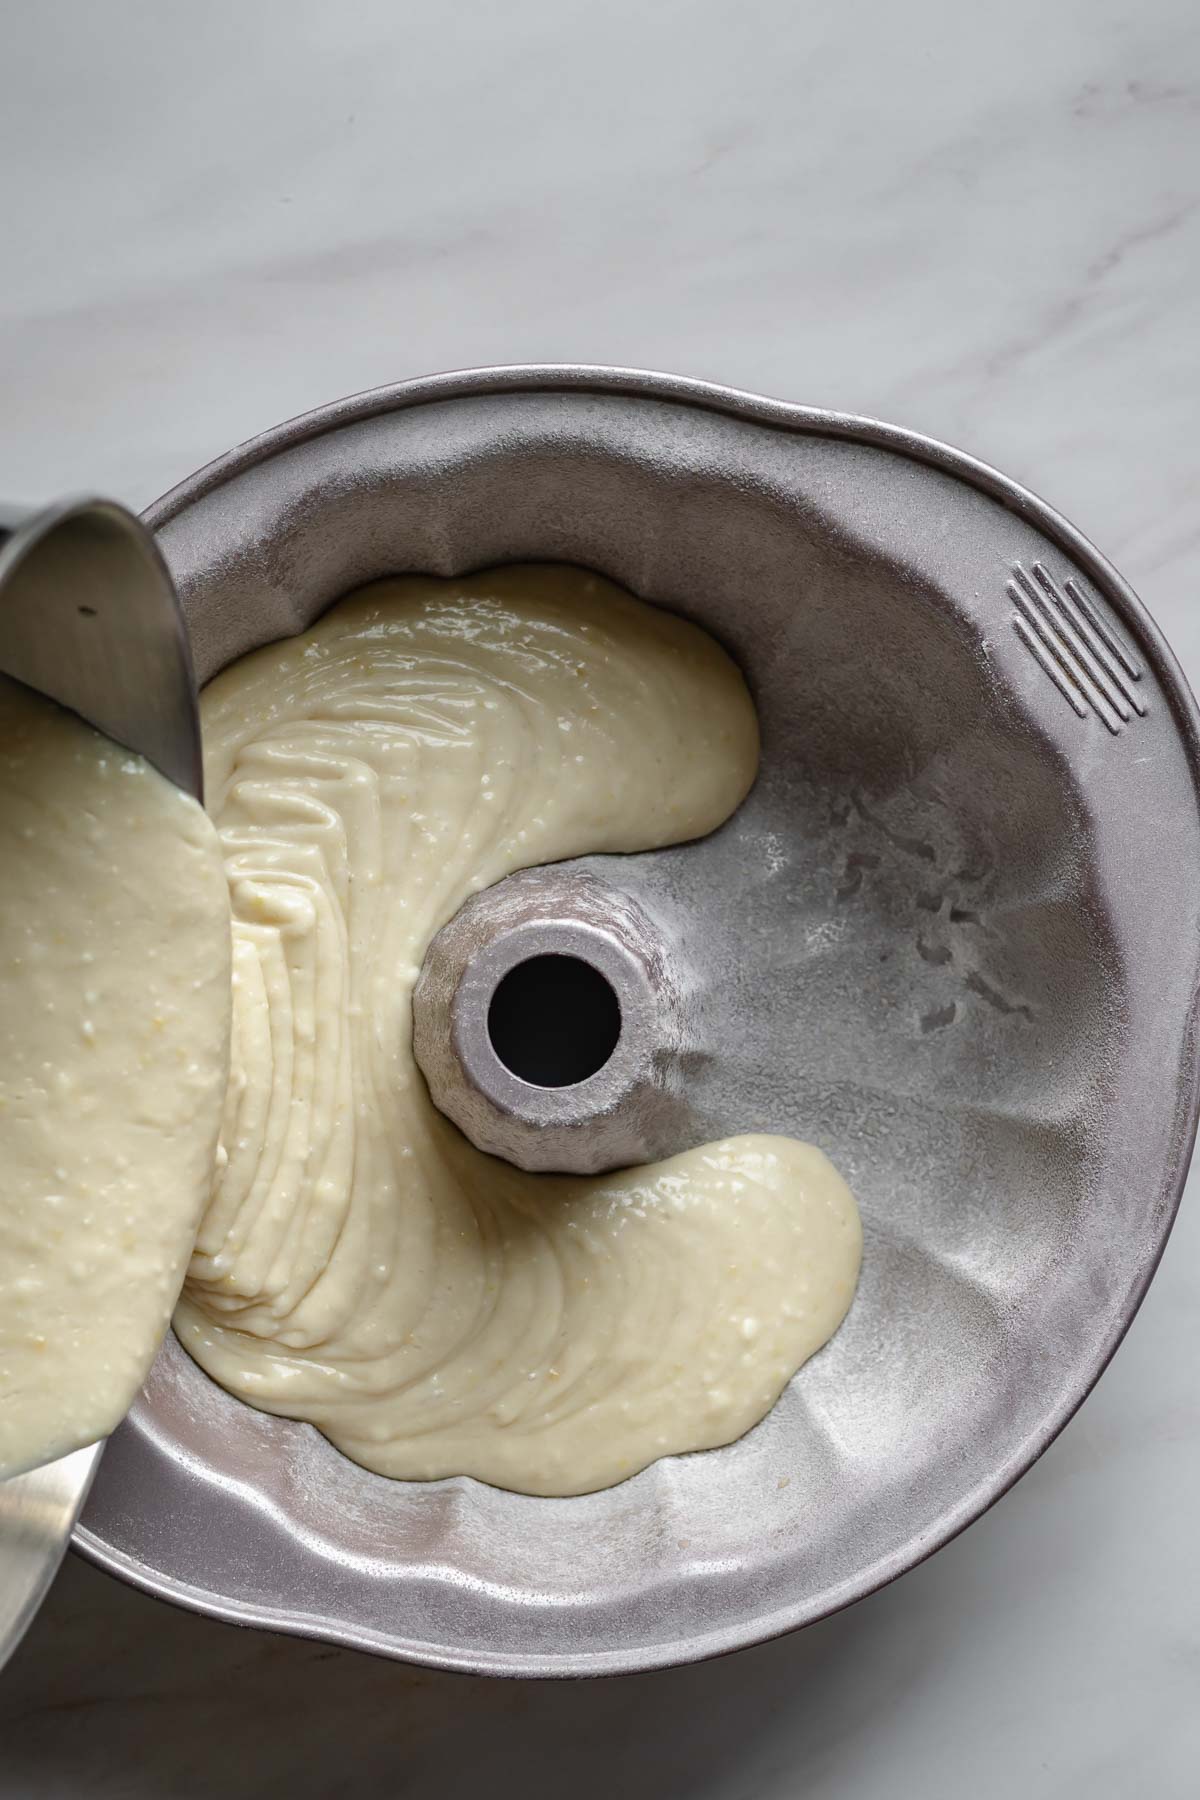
[1,0,1198,1793]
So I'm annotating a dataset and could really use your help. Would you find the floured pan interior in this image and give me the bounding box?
[75,371,1200,1676]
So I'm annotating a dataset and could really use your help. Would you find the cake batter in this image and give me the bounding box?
[0,676,231,1478]
[178,565,862,1496]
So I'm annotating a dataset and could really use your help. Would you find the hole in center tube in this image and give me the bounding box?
[487,955,621,1089]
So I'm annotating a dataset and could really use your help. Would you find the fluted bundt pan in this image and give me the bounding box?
[75,368,1200,1676]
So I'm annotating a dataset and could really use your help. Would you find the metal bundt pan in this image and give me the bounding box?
[75,367,1200,1677]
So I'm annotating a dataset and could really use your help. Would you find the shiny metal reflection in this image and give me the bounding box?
[0,496,202,797]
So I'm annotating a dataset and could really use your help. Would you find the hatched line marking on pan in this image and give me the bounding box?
[1009,561,1145,735]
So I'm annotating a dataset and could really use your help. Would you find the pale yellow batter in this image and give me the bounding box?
[0,677,231,1479]
[177,565,862,1496]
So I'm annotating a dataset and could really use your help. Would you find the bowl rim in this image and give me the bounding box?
[75,364,1200,1677]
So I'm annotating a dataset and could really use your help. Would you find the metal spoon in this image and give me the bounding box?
[0,495,202,1672]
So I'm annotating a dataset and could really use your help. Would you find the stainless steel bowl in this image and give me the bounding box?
[0,494,202,1672]
[75,367,1200,1677]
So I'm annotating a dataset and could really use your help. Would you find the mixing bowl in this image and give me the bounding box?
[75,367,1200,1676]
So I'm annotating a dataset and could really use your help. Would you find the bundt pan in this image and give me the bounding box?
[75,367,1200,1677]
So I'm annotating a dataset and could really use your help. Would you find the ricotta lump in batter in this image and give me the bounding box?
[0,676,231,1480]
[178,564,862,1497]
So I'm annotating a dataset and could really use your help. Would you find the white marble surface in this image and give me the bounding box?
[1,0,1198,1792]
